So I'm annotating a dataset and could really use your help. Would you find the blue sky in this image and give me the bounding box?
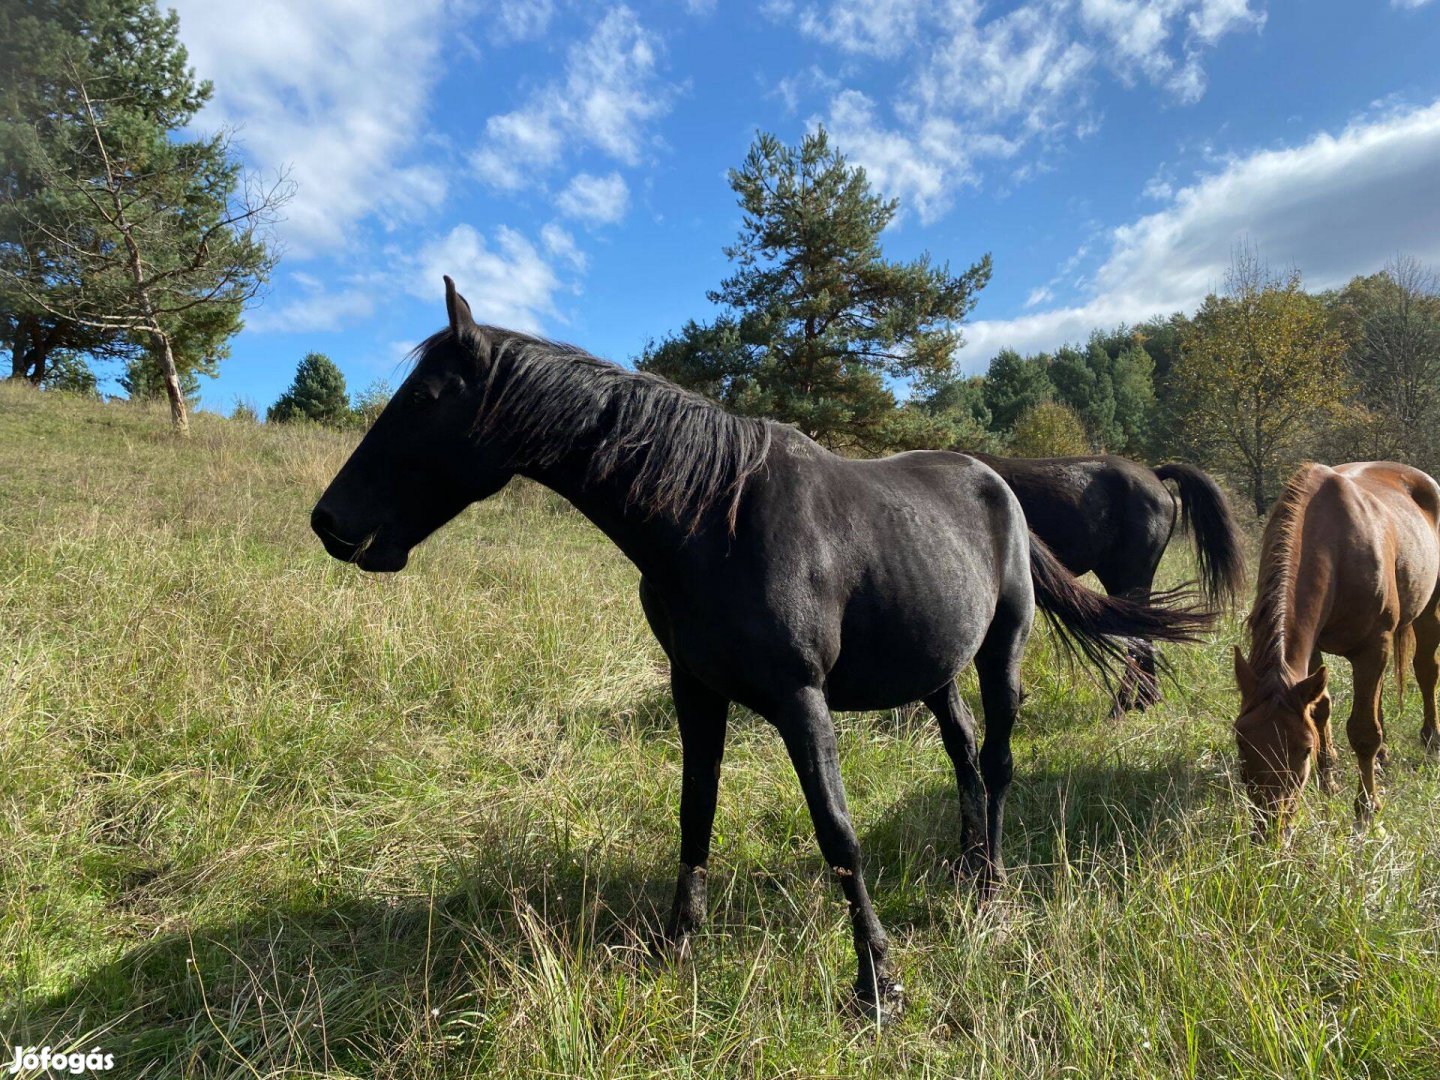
[161,0,1440,413]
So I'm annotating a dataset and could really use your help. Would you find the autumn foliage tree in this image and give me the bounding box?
[1171,250,1345,515]
[1007,400,1090,458]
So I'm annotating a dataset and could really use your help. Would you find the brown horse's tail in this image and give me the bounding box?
[1027,531,1215,675]
[1153,463,1247,610]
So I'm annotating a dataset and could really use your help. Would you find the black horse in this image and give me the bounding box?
[311,279,1211,1016]
[972,452,1245,713]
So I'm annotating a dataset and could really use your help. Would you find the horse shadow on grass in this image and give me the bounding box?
[858,743,1233,930]
[2,839,683,1077]
[4,710,1232,1077]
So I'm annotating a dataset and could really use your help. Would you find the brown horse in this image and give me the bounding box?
[1235,461,1440,835]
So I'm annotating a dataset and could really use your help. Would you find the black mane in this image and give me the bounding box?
[414,325,774,532]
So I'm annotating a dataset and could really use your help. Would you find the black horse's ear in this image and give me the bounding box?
[444,275,476,337]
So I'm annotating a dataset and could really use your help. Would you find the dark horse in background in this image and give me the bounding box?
[311,279,1211,1017]
[972,453,1245,714]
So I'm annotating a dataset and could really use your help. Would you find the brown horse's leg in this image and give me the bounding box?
[1413,611,1440,753]
[663,666,729,949]
[771,687,901,1016]
[1346,645,1389,828]
[1310,649,1339,794]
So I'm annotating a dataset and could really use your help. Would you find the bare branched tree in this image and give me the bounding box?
[1334,256,1440,469]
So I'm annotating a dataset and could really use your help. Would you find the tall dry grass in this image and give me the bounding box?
[2,381,1439,1078]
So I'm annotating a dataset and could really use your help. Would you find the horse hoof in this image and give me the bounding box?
[978,865,1009,902]
[851,978,905,1024]
[646,929,692,967]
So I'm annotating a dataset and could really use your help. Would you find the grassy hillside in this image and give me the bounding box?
[2,381,1438,1079]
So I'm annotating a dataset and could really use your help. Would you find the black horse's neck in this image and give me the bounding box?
[468,328,773,574]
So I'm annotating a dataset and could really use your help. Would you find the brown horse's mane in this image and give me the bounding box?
[1247,463,1327,680]
[412,325,774,532]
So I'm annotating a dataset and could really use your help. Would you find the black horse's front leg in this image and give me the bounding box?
[663,666,729,950]
[772,687,901,1019]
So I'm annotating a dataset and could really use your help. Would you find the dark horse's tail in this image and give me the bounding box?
[1028,532,1214,674]
[1153,462,1246,610]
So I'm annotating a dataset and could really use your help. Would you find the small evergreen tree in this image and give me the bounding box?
[268,352,349,426]
[39,352,99,397]
[122,355,200,409]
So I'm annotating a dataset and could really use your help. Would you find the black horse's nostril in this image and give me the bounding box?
[311,504,338,541]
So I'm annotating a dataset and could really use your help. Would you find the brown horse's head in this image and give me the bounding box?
[1232,647,1329,837]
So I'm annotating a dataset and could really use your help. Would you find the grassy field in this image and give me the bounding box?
[2,380,1439,1079]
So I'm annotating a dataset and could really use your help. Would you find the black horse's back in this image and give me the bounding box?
[974,450,1241,712]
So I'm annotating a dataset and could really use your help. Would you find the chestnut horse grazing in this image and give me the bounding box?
[1235,461,1440,835]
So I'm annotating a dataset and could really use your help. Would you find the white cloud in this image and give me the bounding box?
[406,225,568,333]
[792,0,1265,217]
[1024,287,1054,308]
[823,92,964,223]
[794,0,932,58]
[477,0,558,41]
[469,6,673,192]
[1391,0,1433,8]
[556,171,631,225]
[1188,0,1267,43]
[170,0,447,257]
[959,100,1440,365]
[247,275,376,333]
[541,223,588,271]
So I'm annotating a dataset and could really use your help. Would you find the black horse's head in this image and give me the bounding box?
[311,277,511,572]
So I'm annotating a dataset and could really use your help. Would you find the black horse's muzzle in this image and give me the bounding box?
[310,504,359,560]
[310,505,410,572]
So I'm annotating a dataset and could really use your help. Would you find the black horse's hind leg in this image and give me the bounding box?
[772,687,900,1015]
[663,666,729,948]
[1104,581,1162,717]
[974,600,1027,893]
[924,683,987,881]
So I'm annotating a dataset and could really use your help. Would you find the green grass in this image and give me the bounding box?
[2,380,1439,1078]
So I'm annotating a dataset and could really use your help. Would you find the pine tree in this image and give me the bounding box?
[639,128,990,453]
[0,0,288,431]
[268,353,349,426]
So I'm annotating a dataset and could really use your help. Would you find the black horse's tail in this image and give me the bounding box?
[1028,531,1214,674]
[1153,462,1246,610]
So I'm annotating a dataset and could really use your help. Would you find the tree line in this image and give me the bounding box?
[639,129,1440,516]
[8,3,1439,515]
